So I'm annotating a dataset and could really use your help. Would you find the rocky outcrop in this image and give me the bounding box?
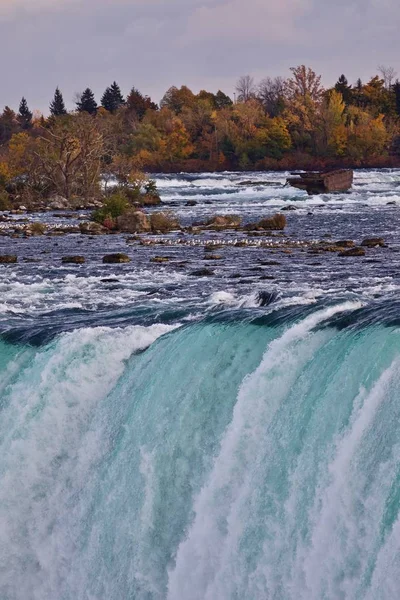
[102,253,131,264]
[117,210,151,233]
[62,256,85,264]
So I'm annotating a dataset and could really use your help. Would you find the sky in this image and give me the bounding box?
[0,0,398,113]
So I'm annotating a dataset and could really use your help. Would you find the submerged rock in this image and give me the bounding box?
[150,256,170,263]
[257,291,278,306]
[62,256,85,264]
[190,268,214,277]
[0,255,17,263]
[102,253,131,264]
[339,247,366,257]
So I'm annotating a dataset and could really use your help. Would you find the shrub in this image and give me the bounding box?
[29,222,47,235]
[150,211,180,233]
[93,191,129,223]
[0,190,11,211]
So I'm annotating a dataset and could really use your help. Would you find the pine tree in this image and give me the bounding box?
[50,87,67,116]
[76,88,97,114]
[17,97,33,129]
[393,80,400,116]
[334,75,352,104]
[101,81,125,113]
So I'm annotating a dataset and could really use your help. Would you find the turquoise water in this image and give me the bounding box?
[1,302,400,599]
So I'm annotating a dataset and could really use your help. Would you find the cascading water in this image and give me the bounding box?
[2,169,400,599]
[1,301,400,599]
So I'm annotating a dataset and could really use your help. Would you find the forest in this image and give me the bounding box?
[1,65,400,207]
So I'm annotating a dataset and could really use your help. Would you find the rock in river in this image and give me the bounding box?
[102,253,131,264]
[0,255,17,263]
[62,256,85,264]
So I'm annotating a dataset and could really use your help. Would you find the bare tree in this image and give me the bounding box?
[235,75,256,103]
[286,65,324,101]
[378,65,397,89]
[257,76,286,116]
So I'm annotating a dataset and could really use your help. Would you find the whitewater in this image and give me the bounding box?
[1,169,400,599]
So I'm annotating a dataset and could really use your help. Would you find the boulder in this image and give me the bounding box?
[102,253,131,264]
[334,240,355,248]
[139,194,162,206]
[79,221,108,235]
[257,214,286,230]
[117,210,151,233]
[0,255,17,263]
[48,195,70,210]
[62,256,85,264]
[205,215,242,228]
[339,247,366,257]
[185,200,198,206]
[361,237,385,248]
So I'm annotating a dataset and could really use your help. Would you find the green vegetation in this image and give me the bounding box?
[0,65,400,211]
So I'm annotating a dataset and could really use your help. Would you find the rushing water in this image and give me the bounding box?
[1,170,400,599]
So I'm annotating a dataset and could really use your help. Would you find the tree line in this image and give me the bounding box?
[1,65,400,207]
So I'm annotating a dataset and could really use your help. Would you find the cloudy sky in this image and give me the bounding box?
[0,0,398,112]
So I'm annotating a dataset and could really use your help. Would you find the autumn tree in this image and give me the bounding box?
[160,86,196,114]
[286,65,324,102]
[35,114,104,200]
[76,88,97,115]
[50,87,67,116]
[126,87,158,120]
[17,97,33,130]
[101,82,125,113]
[378,65,397,89]
[318,90,347,156]
[258,76,286,116]
[235,75,256,102]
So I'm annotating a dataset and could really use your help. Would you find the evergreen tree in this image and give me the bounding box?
[17,97,33,129]
[101,81,125,113]
[50,87,67,116]
[215,90,233,109]
[0,106,18,143]
[334,75,352,104]
[393,80,400,116]
[76,88,98,114]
